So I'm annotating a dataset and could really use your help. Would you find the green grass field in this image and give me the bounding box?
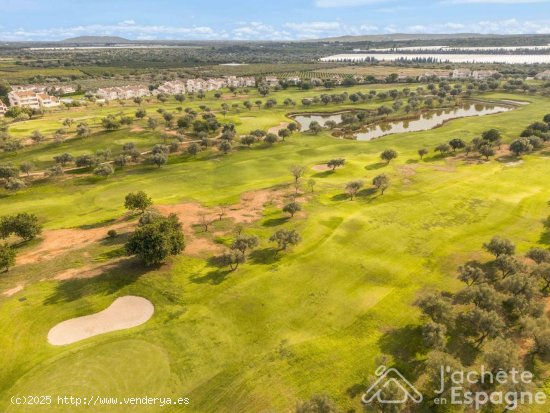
[0,86,549,412]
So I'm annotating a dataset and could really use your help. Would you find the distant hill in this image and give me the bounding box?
[60,36,131,44]
[313,33,505,43]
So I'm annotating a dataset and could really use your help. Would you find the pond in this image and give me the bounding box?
[294,103,513,140]
[294,113,343,131]
[355,103,512,141]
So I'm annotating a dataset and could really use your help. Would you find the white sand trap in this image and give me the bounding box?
[48,296,154,345]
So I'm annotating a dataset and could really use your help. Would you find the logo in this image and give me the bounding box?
[362,365,423,405]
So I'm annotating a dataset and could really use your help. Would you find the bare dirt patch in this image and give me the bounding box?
[432,165,455,172]
[17,221,132,266]
[397,165,417,177]
[54,258,127,281]
[2,283,24,297]
[130,126,144,132]
[157,188,290,255]
[17,188,294,267]
[268,122,289,135]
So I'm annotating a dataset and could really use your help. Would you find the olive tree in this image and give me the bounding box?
[372,174,390,195]
[124,191,152,214]
[270,229,301,251]
[327,158,345,171]
[283,202,301,218]
[483,236,515,257]
[125,214,185,265]
[0,243,15,272]
[345,180,363,200]
[380,149,398,164]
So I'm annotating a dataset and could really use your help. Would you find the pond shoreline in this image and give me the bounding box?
[290,99,521,141]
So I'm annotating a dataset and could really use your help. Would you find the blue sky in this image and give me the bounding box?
[1,0,550,41]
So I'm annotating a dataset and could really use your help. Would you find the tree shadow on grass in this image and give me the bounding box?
[421,153,449,163]
[249,247,280,265]
[99,232,130,246]
[378,325,424,373]
[346,381,368,399]
[312,170,334,178]
[44,258,151,305]
[539,229,550,246]
[406,159,419,164]
[365,162,387,170]
[331,193,349,201]
[262,217,289,227]
[78,218,118,230]
[190,268,232,285]
[191,255,235,284]
[496,154,519,163]
[357,187,377,198]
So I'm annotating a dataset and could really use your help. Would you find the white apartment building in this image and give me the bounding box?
[0,101,8,116]
[36,93,60,108]
[8,91,41,109]
[472,70,499,80]
[286,76,301,85]
[264,76,280,87]
[452,69,472,79]
[96,85,150,100]
[156,81,186,95]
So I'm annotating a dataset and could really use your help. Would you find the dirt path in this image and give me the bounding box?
[2,283,24,297]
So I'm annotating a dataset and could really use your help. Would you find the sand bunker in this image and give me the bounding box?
[312,164,331,171]
[47,296,154,345]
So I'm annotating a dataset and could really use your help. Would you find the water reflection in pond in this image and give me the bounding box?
[294,103,513,140]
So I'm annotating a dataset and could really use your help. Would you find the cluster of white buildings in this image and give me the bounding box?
[7,90,60,110]
[0,101,8,116]
[156,76,256,94]
[11,84,76,95]
[95,85,150,100]
[95,76,257,101]
[451,69,499,80]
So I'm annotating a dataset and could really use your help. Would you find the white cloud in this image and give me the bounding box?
[2,18,550,41]
[285,22,341,31]
[233,22,292,40]
[315,0,392,7]
[0,22,221,41]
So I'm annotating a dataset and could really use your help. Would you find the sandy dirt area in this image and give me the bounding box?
[268,122,289,135]
[2,283,24,297]
[17,221,132,266]
[311,164,331,171]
